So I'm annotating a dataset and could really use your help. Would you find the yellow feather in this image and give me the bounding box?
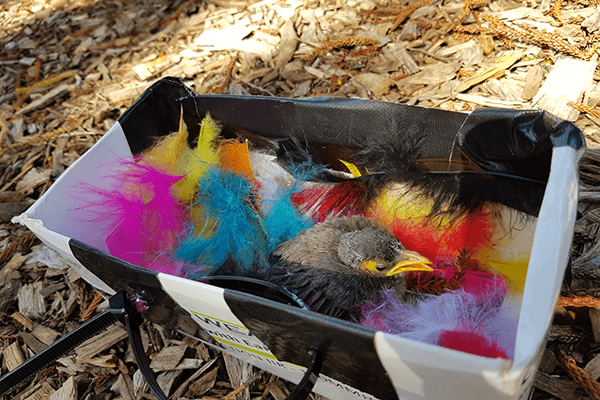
[175,112,223,204]
[339,159,362,178]
[142,110,223,204]
[143,109,190,173]
[196,112,222,166]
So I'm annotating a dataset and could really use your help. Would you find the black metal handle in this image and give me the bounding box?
[109,292,169,400]
[286,349,323,400]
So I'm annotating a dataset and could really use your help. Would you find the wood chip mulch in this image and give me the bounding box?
[3,0,600,399]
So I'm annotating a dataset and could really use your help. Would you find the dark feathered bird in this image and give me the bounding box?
[264,216,433,321]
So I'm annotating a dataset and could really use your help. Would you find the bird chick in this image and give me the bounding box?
[266,216,433,321]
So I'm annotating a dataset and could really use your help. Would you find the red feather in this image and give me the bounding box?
[292,181,367,223]
[370,207,495,262]
[437,329,510,359]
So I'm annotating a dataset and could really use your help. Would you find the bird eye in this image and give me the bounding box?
[376,264,387,272]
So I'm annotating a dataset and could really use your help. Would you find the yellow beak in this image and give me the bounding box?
[386,251,433,276]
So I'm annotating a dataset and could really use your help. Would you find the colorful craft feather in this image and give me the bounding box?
[220,140,256,182]
[143,112,222,204]
[368,187,496,262]
[176,167,268,274]
[292,181,367,223]
[407,268,507,304]
[143,252,208,278]
[359,289,519,359]
[405,248,508,303]
[75,158,191,275]
[260,161,318,254]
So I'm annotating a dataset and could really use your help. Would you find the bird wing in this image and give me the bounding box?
[266,255,404,321]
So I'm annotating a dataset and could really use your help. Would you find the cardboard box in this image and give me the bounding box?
[14,77,585,400]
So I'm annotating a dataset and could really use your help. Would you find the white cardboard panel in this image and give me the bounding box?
[375,331,514,400]
[513,146,581,369]
[11,214,115,294]
[24,123,133,254]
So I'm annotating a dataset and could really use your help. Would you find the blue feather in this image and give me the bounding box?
[261,160,322,253]
[263,190,312,254]
[176,168,267,273]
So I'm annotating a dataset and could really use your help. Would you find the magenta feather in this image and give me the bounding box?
[75,158,192,275]
[359,289,519,359]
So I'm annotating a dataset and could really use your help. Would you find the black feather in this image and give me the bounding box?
[275,131,545,217]
[355,133,546,216]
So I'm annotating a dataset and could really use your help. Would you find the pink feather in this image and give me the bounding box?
[359,289,519,359]
[75,158,192,276]
[437,329,509,359]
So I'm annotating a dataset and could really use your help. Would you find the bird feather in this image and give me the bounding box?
[75,158,191,274]
[143,111,222,204]
[176,168,268,275]
[359,288,519,359]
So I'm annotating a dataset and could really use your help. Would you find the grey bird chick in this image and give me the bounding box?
[266,216,432,321]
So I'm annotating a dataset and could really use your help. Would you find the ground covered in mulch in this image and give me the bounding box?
[3,0,600,399]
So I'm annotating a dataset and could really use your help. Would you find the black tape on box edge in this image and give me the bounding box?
[223,288,398,400]
[69,239,199,336]
[117,77,586,216]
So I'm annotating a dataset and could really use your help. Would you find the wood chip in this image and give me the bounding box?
[106,83,153,103]
[20,331,47,354]
[12,311,34,330]
[273,19,298,71]
[22,382,56,400]
[17,281,45,320]
[455,51,523,93]
[133,369,149,398]
[188,365,219,397]
[0,253,26,285]
[111,374,135,400]
[223,371,263,400]
[157,369,184,396]
[3,252,28,271]
[394,48,420,74]
[0,201,33,222]
[149,344,188,371]
[403,62,458,86]
[176,358,205,369]
[539,348,559,373]
[56,355,86,375]
[533,56,597,121]
[49,376,77,400]
[583,7,600,33]
[589,307,600,342]
[585,352,600,380]
[75,324,128,360]
[352,73,396,98]
[170,358,218,400]
[3,341,25,371]
[16,84,71,116]
[224,353,253,400]
[31,324,60,345]
[265,380,290,400]
[15,168,51,194]
[522,64,544,100]
[533,371,578,400]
